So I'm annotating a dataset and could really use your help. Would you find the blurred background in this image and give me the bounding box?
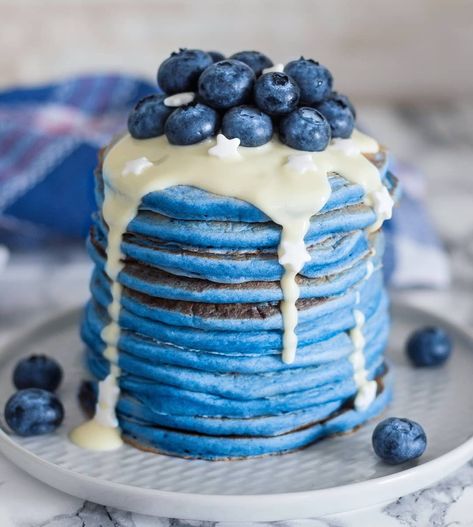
[2,0,473,101]
[1,0,472,342]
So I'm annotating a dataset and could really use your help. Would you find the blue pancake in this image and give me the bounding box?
[81,311,389,374]
[84,278,384,354]
[94,150,392,222]
[80,146,397,460]
[125,201,376,251]
[119,380,392,460]
[84,313,386,401]
[90,265,383,332]
[88,233,382,302]
[81,368,393,459]
[91,222,376,283]
[82,288,388,416]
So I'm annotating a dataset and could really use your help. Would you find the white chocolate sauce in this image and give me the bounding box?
[262,63,285,74]
[365,259,375,280]
[367,185,394,232]
[347,254,380,412]
[349,309,378,411]
[71,129,388,449]
[163,92,195,107]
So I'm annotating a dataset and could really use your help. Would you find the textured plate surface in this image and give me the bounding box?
[0,302,472,521]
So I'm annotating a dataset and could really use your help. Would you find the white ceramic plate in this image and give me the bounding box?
[0,302,472,521]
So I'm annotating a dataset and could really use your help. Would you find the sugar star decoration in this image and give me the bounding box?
[208,134,241,159]
[164,92,195,107]
[372,186,394,222]
[262,63,285,74]
[285,153,317,174]
[331,138,361,156]
[122,157,153,176]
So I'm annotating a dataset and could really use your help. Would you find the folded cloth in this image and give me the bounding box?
[0,74,155,241]
[0,74,449,288]
[384,159,450,288]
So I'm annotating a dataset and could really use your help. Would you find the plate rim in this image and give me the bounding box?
[0,301,472,521]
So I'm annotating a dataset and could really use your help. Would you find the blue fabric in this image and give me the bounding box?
[0,74,449,287]
[0,75,156,240]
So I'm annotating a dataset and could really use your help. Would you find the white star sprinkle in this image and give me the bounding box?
[164,92,195,107]
[122,157,153,176]
[208,134,241,159]
[331,138,361,156]
[262,63,285,74]
[372,186,394,222]
[285,154,317,174]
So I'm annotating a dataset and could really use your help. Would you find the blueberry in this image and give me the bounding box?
[332,91,356,119]
[316,94,355,139]
[372,417,427,465]
[78,379,97,418]
[127,94,173,139]
[279,107,331,151]
[4,389,64,437]
[198,59,255,110]
[284,58,333,105]
[157,49,213,94]
[222,106,273,147]
[13,354,63,392]
[406,326,452,367]
[165,103,220,145]
[208,51,225,63]
[230,50,273,76]
[254,72,300,116]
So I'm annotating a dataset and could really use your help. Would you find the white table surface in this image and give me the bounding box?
[1,103,473,526]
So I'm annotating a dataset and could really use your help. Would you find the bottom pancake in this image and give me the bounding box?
[79,369,392,460]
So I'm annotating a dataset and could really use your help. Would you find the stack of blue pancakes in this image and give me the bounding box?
[81,148,398,460]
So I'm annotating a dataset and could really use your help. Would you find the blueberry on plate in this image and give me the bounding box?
[78,379,97,418]
[13,354,63,392]
[165,103,220,145]
[372,417,427,465]
[230,50,273,76]
[222,106,273,147]
[279,107,331,151]
[254,72,300,116]
[316,94,355,139]
[4,388,64,437]
[198,59,255,109]
[127,94,173,139]
[284,58,333,105]
[208,50,225,63]
[406,326,452,367]
[157,48,213,94]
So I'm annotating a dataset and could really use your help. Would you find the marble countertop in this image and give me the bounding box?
[1,102,473,526]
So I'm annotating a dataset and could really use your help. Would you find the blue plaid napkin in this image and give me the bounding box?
[0,74,449,288]
[0,75,155,242]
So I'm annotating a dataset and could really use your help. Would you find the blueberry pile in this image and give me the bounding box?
[4,355,64,437]
[128,49,356,152]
